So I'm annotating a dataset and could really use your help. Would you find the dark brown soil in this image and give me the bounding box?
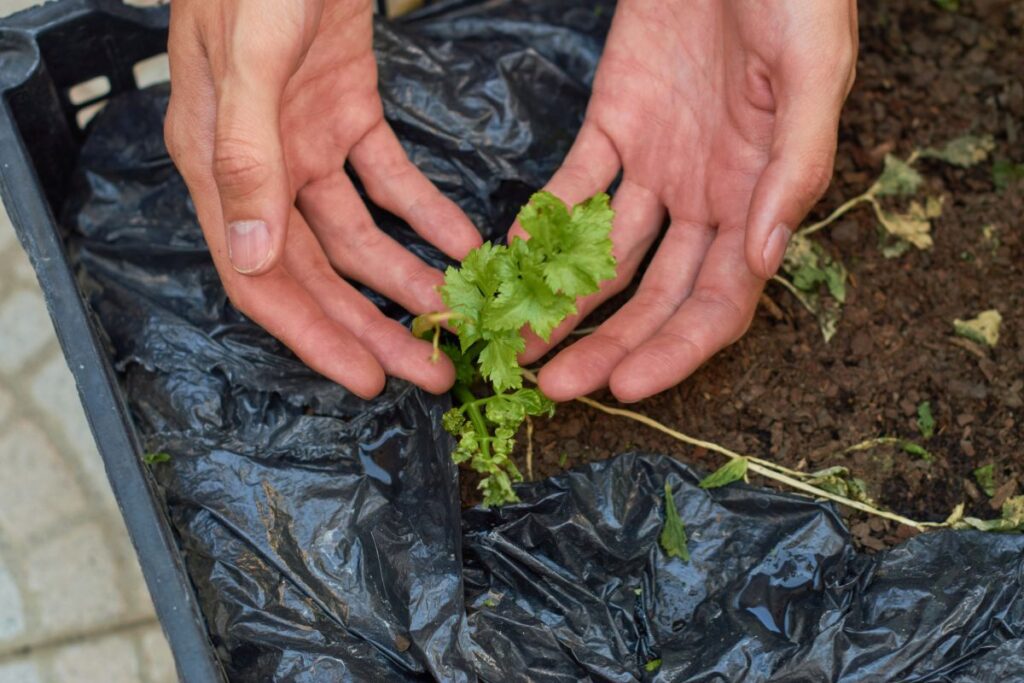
[462,0,1024,550]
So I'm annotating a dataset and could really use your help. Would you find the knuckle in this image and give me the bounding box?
[659,330,707,362]
[212,136,270,198]
[353,316,396,350]
[690,287,752,344]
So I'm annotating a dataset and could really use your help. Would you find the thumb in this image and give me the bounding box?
[744,74,847,280]
[213,72,292,275]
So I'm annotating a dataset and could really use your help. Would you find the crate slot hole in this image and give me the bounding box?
[68,75,110,105]
[133,53,170,89]
[76,100,108,129]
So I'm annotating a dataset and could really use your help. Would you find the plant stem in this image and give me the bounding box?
[454,383,491,459]
[799,193,873,237]
[519,370,939,531]
[525,416,534,481]
[771,275,818,318]
[575,393,929,530]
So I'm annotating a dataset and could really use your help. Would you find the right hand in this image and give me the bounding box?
[165,0,482,398]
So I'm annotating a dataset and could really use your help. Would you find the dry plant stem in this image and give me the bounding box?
[799,150,921,238]
[520,370,936,530]
[800,194,873,237]
[844,436,903,453]
[574,394,929,530]
[770,275,819,317]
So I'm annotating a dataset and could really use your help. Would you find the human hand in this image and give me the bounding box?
[164,0,481,398]
[515,0,857,403]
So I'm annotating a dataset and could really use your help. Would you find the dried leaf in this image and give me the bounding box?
[783,234,848,302]
[874,154,923,197]
[877,197,942,250]
[809,469,875,505]
[958,496,1024,532]
[954,309,1002,347]
[921,134,995,167]
[944,502,965,526]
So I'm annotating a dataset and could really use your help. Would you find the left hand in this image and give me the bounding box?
[516,0,857,402]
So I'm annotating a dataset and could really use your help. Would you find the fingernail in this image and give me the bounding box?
[762,223,792,276]
[227,220,272,273]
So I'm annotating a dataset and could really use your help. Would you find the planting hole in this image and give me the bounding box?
[76,100,108,129]
[68,75,110,105]
[133,53,170,89]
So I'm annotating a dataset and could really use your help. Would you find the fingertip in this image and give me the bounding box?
[337,357,388,401]
[538,335,625,401]
[607,367,650,404]
[518,328,549,365]
[536,364,570,402]
[413,352,457,395]
[506,221,528,246]
[443,205,484,260]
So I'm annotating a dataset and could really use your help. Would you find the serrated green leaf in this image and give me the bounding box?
[973,463,996,497]
[477,329,525,391]
[453,429,479,465]
[954,309,1001,348]
[486,272,577,341]
[921,135,994,167]
[441,408,468,436]
[660,482,690,561]
[874,154,923,197]
[543,194,617,298]
[699,458,748,489]
[917,401,935,439]
[441,343,478,386]
[516,190,572,250]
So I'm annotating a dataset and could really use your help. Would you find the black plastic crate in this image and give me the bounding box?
[0,2,221,680]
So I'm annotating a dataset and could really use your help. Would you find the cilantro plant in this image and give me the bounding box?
[414,191,616,507]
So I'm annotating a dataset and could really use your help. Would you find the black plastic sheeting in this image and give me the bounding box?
[62,0,1024,680]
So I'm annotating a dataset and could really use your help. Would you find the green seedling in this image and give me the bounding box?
[415,191,616,506]
[917,401,935,439]
[973,464,996,497]
[644,659,663,673]
[143,452,171,464]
